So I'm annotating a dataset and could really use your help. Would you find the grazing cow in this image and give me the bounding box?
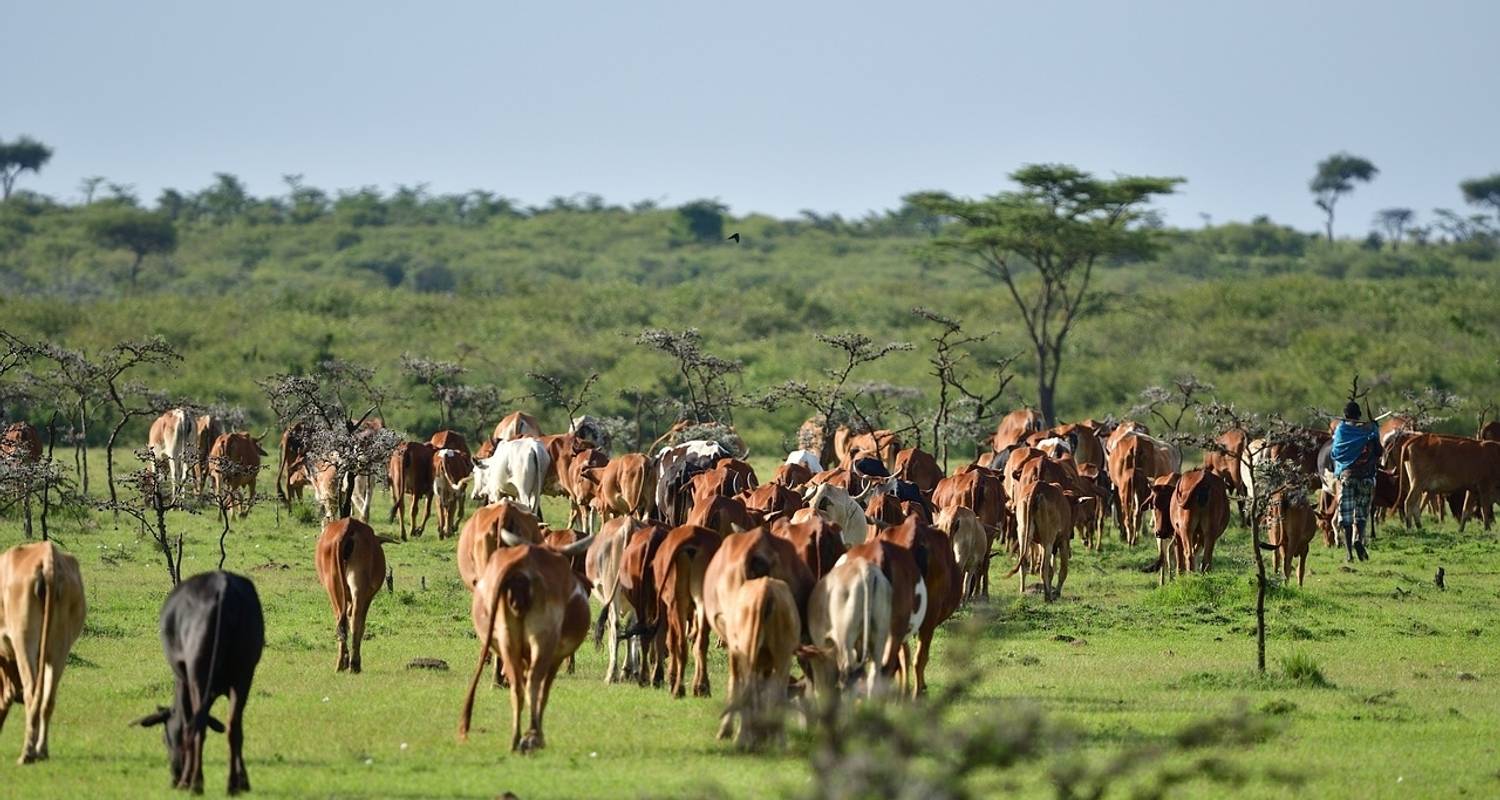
[1008,480,1072,601]
[458,545,590,754]
[584,516,651,683]
[992,408,1045,452]
[655,440,733,527]
[840,539,925,691]
[193,414,225,495]
[1266,491,1318,586]
[651,525,723,698]
[429,431,474,539]
[892,448,943,498]
[314,518,386,673]
[275,421,315,508]
[148,408,198,501]
[1399,434,1500,531]
[619,523,671,687]
[0,542,86,764]
[687,495,764,537]
[771,516,848,579]
[310,460,372,523]
[934,506,987,601]
[133,572,263,795]
[387,441,436,540]
[800,559,892,701]
[565,448,610,532]
[470,438,550,518]
[716,577,800,748]
[801,482,870,547]
[493,411,543,442]
[457,501,544,590]
[582,453,655,523]
[877,517,960,695]
[208,432,267,517]
[740,482,805,519]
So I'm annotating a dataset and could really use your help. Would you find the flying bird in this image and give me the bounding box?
[726,232,740,243]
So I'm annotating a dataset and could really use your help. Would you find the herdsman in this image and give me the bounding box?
[1330,400,1381,562]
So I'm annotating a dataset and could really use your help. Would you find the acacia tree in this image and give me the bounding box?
[0,136,53,199]
[97,451,187,586]
[1373,208,1414,251]
[85,206,179,287]
[95,337,182,506]
[260,360,398,519]
[28,344,102,495]
[1460,173,1500,225]
[526,370,600,429]
[909,165,1180,425]
[1130,374,1215,433]
[750,331,912,467]
[634,328,743,424]
[913,308,1018,469]
[398,352,511,436]
[1310,153,1378,242]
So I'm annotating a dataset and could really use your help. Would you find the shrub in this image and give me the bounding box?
[1279,651,1333,688]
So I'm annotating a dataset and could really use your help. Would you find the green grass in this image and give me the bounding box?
[3,454,1500,798]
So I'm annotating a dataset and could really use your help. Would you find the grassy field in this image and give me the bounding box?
[2,453,1499,799]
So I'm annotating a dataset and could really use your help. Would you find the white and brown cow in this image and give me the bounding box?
[0,541,86,764]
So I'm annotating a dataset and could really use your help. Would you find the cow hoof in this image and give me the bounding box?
[694,686,711,698]
[350,661,362,674]
[672,685,685,699]
[518,732,544,754]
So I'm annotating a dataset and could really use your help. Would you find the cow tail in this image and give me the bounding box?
[592,602,611,650]
[27,561,53,715]
[860,565,876,682]
[276,451,289,505]
[1005,493,1034,578]
[528,447,542,520]
[459,560,510,741]
[335,527,355,644]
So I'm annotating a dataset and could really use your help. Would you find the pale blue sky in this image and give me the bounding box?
[11,0,1498,233]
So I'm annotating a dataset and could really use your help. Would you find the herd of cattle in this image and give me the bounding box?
[0,403,1498,792]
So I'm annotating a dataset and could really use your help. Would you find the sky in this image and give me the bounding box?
[10,0,1499,233]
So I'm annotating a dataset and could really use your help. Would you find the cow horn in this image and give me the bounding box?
[557,533,595,557]
[498,529,529,547]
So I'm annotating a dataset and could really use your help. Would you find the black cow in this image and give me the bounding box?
[134,571,264,795]
[654,441,731,527]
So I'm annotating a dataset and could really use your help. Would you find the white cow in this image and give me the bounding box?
[785,448,825,475]
[799,482,871,547]
[147,408,197,501]
[470,437,550,516]
[805,558,892,700]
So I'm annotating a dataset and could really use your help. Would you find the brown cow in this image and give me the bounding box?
[1400,434,1499,531]
[276,420,315,509]
[493,411,543,442]
[739,482,804,518]
[771,516,848,580]
[1203,428,1248,519]
[1266,491,1318,586]
[429,431,474,539]
[1107,433,1160,545]
[651,525,723,698]
[457,501,544,590]
[538,433,591,499]
[934,506,987,602]
[1007,480,1071,601]
[1482,420,1500,442]
[837,428,901,468]
[992,408,1045,452]
[690,459,759,506]
[565,448,609,532]
[208,432,266,517]
[893,448,943,498]
[193,414,225,495]
[387,441,436,540]
[687,495,764,536]
[458,545,590,754]
[620,523,671,687]
[0,541,86,764]
[703,527,815,647]
[932,466,1007,592]
[314,518,386,673]
[716,577,800,748]
[770,461,813,490]
[876,517,960,696]
[582,453,656,523]
[1154,469,1230,581]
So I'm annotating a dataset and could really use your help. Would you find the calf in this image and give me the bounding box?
[1007,480,1071,601]
[565,448,609,532]
[193,414,226,496]
[458,545,590,754]
[934,506,987,602]
[1266,491,1318,586]
[0,542,86,764]
[134,571,263,795]
[387,441,436,539]
[314,519,386,673]
[717,577,800,748]
[704,527,816,646]
[429,432,474,539]
[801,559,892,702]
[651,525,723,698]
[208,432,267,518]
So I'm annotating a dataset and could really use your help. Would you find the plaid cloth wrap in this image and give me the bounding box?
[1337,475,1375,533]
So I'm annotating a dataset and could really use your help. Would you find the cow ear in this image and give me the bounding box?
[132,707,171,728]
[206,715,226,733]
